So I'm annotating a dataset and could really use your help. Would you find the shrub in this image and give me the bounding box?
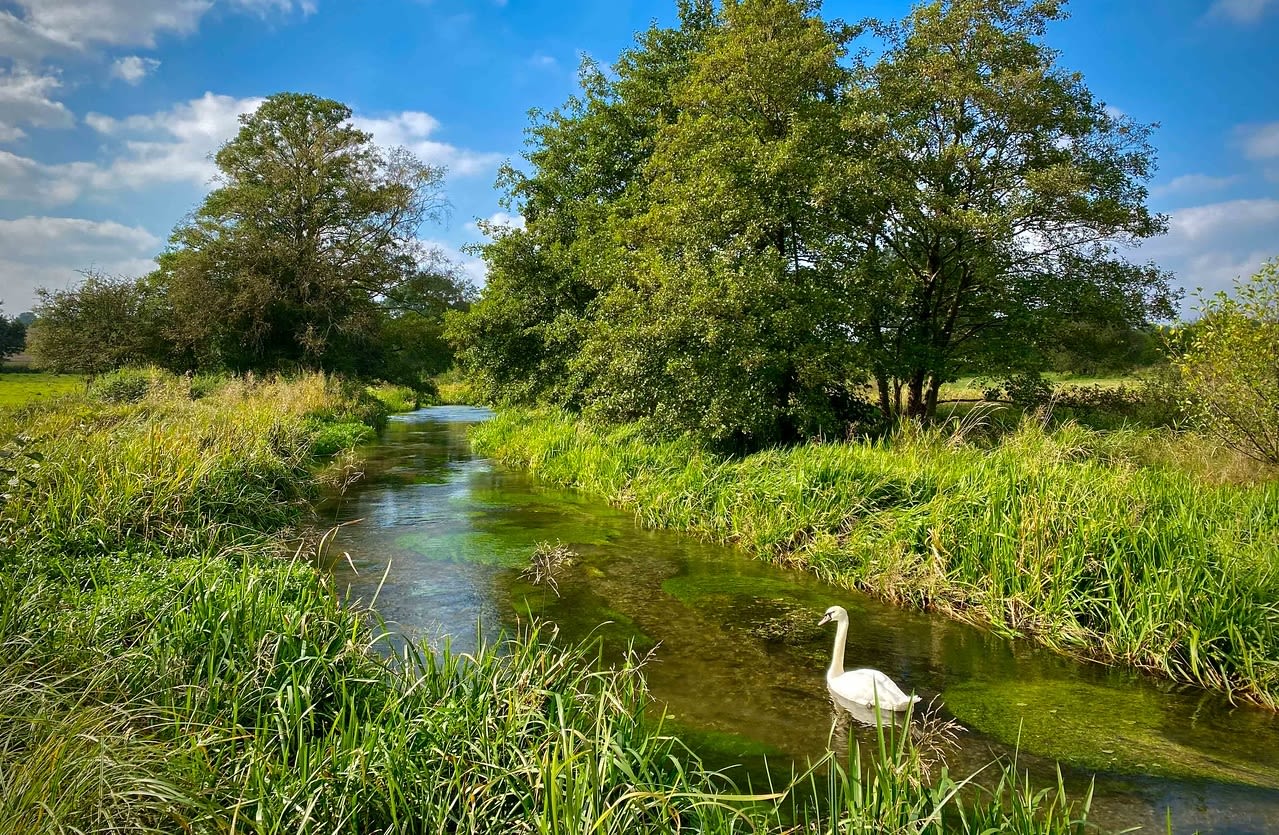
[88,367,156,403]
[1176,258,1279,465]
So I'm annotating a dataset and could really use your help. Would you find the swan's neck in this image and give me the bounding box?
[828,618,848,678]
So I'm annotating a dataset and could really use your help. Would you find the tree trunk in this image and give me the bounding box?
[924,375,942,419]
[905,368,927,418]
[876,373,892,421]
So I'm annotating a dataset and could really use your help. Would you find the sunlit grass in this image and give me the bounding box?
[0,372,84,407]
[0,374,1096,833]
[473,409,1279,708]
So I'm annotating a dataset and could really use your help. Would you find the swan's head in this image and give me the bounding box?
[818,605,848,626]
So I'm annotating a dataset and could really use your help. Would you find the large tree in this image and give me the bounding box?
[839,0,1174,419]
[449,1,719,407]
[574,0,865,444]
[156,92,464,380]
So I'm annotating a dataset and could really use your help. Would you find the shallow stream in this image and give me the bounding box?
[319,406,1279,834]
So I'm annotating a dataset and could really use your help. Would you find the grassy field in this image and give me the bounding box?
[473,409,1279,708]
[0,371,83,406]
[0,372,1094,834]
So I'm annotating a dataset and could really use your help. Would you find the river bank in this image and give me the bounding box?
[0,374,1094,834]
[471,409,1279,708]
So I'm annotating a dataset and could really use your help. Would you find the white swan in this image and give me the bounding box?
[819,605,919,711]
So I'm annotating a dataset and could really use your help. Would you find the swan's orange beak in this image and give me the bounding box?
[818,612,832,626]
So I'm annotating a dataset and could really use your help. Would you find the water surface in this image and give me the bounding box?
[319,407,1279,834]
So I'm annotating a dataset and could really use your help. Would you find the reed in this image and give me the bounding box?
[472,409,1279,708]
[0,375,1093,833]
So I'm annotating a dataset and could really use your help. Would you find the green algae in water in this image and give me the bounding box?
[944,679,1279,789]
[395,530,530,566]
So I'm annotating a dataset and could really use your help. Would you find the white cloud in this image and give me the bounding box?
[1,94,499,208]
[111,56,161,85]
[1136,198,1279,301]
[423,238,486,287]
[466,211,525,234]
[1238,122,1279,160]
[0,0,314,60]
[1151,173,1240,197]
[1208,0,1278,22]
[85,92,264,190]
[354,111,503,177]
[0,69,74,142]
[0,217,160,311]
[528,52,558,70]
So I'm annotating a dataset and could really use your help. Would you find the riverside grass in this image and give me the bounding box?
[0,376,1093,834]
[472,409,1279,709]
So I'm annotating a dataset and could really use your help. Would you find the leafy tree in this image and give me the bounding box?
[0,306,25,360]
[575,0,866,444]
[25,272,163,375]
[155,92,461,377]
[1176,259,1279,465]
[839,0,1174,419]
[450,2,719,407]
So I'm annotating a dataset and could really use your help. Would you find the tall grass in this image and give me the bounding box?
[473,409,1279,708]
[0,375,1094,833]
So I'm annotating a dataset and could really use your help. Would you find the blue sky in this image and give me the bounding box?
[0,0,1276,315]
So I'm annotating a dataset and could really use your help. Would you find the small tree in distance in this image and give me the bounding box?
[0,305,25,360]
[1176,258,1279,465]
[25,271,162,376]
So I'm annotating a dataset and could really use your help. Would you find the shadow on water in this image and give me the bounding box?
[316,406,1279,834]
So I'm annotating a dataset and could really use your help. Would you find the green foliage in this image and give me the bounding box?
[366,382,419,413]
[474,409,1279,708]
[307,420,373,457]
[841,0,1175,417]
[25,271,167,375]
[88,367,158,404]
[0,307,24,359]
[452,0,1175,435]
[1176,258,1279,465]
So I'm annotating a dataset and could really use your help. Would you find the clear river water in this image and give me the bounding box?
[318,406,1279,834]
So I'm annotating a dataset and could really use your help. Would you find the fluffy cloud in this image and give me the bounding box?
[85,92,264,190]
[354,112,503,177]
[1238,122,1279,160]
[0,69,74,142]
[1151,173,1240,197]
[466,211,525,235]
[0,0,314,60]
[111,56,161,85]
[0,217,160,311]
[1136,198,1279,301]
[1207,0,1278,22]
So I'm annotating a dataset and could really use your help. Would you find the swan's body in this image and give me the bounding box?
[819,605,919,712]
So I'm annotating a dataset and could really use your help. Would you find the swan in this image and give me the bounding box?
[819,605,919,712]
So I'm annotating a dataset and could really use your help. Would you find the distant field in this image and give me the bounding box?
[0,372,84,407]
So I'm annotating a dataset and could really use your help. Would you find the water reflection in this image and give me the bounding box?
[319,407,1279,835]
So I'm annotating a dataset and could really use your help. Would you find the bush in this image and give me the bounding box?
[1054,374,1187,430]
[1176,258,1279,465]
[89,368,156,404]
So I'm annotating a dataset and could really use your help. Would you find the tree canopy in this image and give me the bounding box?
[31,93,471,387]
[451,0,1174,445]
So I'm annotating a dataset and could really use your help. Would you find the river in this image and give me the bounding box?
[318,406,1279,834]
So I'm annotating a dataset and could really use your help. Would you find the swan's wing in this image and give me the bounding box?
[846,669,918,709]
